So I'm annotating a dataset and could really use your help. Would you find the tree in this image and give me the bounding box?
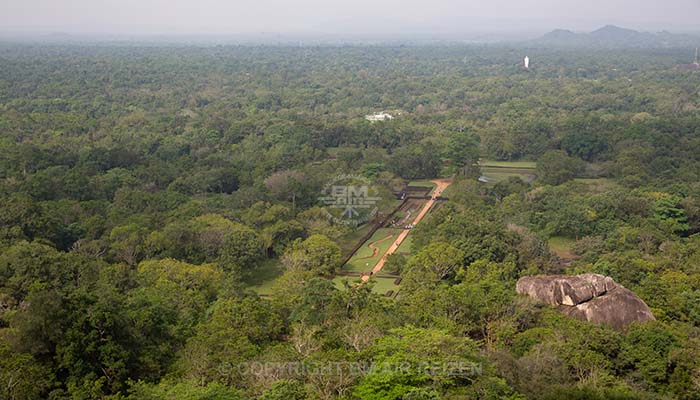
[654,195,689,235]
[263,220,306,257]
[206,296,283,345]
[491,177,529,201]
[190,214,241,262]
[561,127,608,161]
[446,132,480,177]
[171,294,275,386]
[0,241,93,301]
[259,379,308,400]
[405,242,466,282]
[352,327,483,400]
[0,193,41,243]
[219,224,264,277]
[127,379,244,400]
[290,277,338,325]
[264,170,308,210]
[361,163,386,179]
[109,223,149,265]
[297,207,346,239]
[618,321,679,391]
[282,235,342,276]
[134,259,223,348]
[410,204,510,266]
[389,143,442,180]
[0,344,53,400]
[536,150,584,185]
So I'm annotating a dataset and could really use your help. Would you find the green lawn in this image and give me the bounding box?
[332,275,360,290]
[336,223,374,258]
[479,161,538,185]
[480,171,535,184]
[480,167,536,175]
[343,228,400,273]
[396,235,413,255]
[408,180,437,188]
[393,210,407,219]
[479,159,537,169]
[548,236,576,259]
[247,259,284,296]
[370,276,400,296]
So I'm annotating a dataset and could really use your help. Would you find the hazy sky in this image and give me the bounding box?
[2,0,699,36]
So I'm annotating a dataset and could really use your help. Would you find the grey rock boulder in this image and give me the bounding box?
[516,273,654,330]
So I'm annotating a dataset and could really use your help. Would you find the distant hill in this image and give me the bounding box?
[541,29,578,41]
[589,25,643,40]
[535,25,700,48]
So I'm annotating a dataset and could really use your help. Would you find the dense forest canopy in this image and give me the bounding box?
[1,43,700,400]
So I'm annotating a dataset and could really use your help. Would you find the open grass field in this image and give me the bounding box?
[370,276,400,296]
[480,170,537,184]
[408,180,438,188]
[396,234,413,255]
[481,167,537,175]
[479,160,537,185]
[247,259,284,296]
[479,159,537,169]
[343,227,401,273]
[548,236,576,259]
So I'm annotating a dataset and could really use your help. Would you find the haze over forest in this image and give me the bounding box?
[2,0,700,40]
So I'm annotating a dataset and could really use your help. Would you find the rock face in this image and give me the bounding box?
[516,273,654,331]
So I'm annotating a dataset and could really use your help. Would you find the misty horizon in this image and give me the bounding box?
[2,0,700,39]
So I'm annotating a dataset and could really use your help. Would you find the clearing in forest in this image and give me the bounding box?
[548,236,576,259]
[361,179,452,282]
[479,159,537,184]
[356,233,395,260]
[343,228,402,273]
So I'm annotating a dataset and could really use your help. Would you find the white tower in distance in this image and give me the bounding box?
[524,56,530,69]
